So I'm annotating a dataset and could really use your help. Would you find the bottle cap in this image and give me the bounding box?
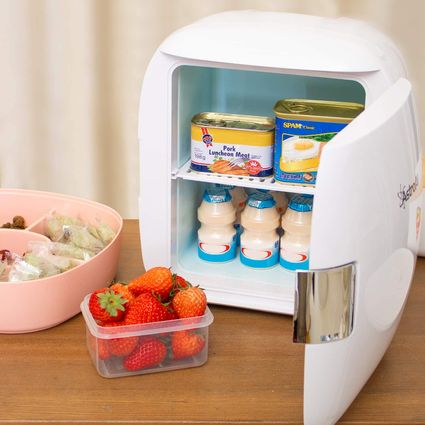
[203,188,232,203]
[247,192,276,209]
[288,194,313,212]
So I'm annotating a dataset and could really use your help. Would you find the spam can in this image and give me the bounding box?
[191,112,275,177]
[273,99,364,186]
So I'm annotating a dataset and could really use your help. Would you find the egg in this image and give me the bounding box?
[283,137,320,161]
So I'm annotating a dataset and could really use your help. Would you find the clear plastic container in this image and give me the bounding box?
[80,294,214,378]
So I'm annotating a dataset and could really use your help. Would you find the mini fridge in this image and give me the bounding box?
[137,11,422,425]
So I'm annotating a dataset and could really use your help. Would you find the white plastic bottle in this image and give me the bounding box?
[240,192,280,268]
[198,187,237,262]
[280,194,313,271]
[271,191,289,216]
[215,184,247,245]
[252,189,288,216]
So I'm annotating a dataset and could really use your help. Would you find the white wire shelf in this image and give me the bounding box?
[172,160,316,195]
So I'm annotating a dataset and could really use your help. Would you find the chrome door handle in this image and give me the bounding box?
[293,263,355,344]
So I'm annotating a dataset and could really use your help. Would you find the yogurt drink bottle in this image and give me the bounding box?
[240,192,280,268]
[215,184,247,245]
[271,191,289,216]
[198,187,237,262]
[252,189,288,237]
[280,194,313,271]
[252,189,288,216]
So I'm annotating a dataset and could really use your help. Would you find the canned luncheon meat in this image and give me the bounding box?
[191,112,275,178]
[273,99,364,186]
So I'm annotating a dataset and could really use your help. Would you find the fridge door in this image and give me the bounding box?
[300,77,421,425]
[138,51,176,267]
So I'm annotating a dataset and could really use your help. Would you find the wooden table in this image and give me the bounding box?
[0,220,424,425]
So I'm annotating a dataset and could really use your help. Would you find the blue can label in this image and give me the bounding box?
[198,235,237,262]
[274,117,348,185]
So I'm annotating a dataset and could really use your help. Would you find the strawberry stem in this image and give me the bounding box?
[97,290,128,317]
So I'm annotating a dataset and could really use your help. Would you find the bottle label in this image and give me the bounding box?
[198,235,237,262]
[240,240,279,268]
[279,247,309,271]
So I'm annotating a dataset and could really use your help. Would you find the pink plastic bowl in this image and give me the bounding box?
[0,188,123,333]
[0,229,50,256]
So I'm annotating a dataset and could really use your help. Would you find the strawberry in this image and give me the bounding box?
[97,338,111,360]
[88,288,128,323]
[166,308,178,321]
[88,335,111,360]
[110,282,135,304]
[98,320,125,328]
[172,287,207,318]
[123,337,167,371]
[108,336,139,357]
[99,321,140,357]
[128,267,173,300]
[174,275,190,290]
[169,274,191,298]
[124,293,170,325]
[171,330,205,360]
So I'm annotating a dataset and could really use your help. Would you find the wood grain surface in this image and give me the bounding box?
[0,220,424,425]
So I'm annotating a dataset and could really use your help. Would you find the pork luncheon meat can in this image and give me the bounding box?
[191,112,275,178]
[273,99,364,186]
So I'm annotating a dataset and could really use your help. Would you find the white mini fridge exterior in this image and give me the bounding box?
[137,11,422,425]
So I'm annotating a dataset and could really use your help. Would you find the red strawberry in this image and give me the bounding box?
[98,320,125,328]
[124,293,170,325]
[110,283,135,304]
[128,267,173,300]
[171,330,205,360]
[88,335,111,360]
[108,336,139,357]
[174,275,190,290]
[99,321,140,357]
[169,274,191,298]
[97,339,111,360]
[172,287,207,318]
[123,337,167,371]
[166,308,178,321]
[88,288,128,323]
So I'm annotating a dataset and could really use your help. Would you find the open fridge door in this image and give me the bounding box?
[297,78,421,425]
[418,158,425,256]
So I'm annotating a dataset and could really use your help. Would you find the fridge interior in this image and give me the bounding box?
[171,65,366,313]
[174,65,366,169]
[173,178,301,313]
